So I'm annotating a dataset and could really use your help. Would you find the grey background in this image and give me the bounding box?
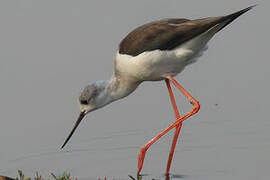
[0,0,269,179]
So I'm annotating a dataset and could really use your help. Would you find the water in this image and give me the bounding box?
[0,1,269,180]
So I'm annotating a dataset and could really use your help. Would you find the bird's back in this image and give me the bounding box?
[119,6,255,57]
[119,17,222,56]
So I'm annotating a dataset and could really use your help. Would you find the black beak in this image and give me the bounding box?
[61,111,86,149]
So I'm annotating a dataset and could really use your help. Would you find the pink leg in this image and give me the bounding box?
[165,79,182,175]
[137,75,200,175]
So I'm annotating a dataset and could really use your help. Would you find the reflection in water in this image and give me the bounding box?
[128,173,187,180]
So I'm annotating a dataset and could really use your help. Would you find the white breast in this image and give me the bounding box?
[115,49,187,81]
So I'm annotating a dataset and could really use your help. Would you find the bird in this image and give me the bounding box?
[61,5,255,176]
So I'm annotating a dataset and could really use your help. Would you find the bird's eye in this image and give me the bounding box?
[80,100,88,105]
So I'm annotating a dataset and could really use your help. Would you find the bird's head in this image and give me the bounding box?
[78,84,101,113]
[61,81,112,149]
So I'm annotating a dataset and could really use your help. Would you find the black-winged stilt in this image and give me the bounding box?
[61,5,255,175]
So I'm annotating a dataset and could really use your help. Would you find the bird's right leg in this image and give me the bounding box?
[165,79,182,175]
[137,75,200,175]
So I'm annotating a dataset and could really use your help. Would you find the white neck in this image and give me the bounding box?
[106,74,141,102]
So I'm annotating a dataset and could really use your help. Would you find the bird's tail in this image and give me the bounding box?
[216,5,257,33]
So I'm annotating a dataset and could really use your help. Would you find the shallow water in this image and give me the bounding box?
[0,1,269,180]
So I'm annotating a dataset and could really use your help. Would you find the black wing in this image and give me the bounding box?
[119,6,255,56]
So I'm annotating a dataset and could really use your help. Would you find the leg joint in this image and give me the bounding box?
[192,100,200,113]
[140,144,148,152]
